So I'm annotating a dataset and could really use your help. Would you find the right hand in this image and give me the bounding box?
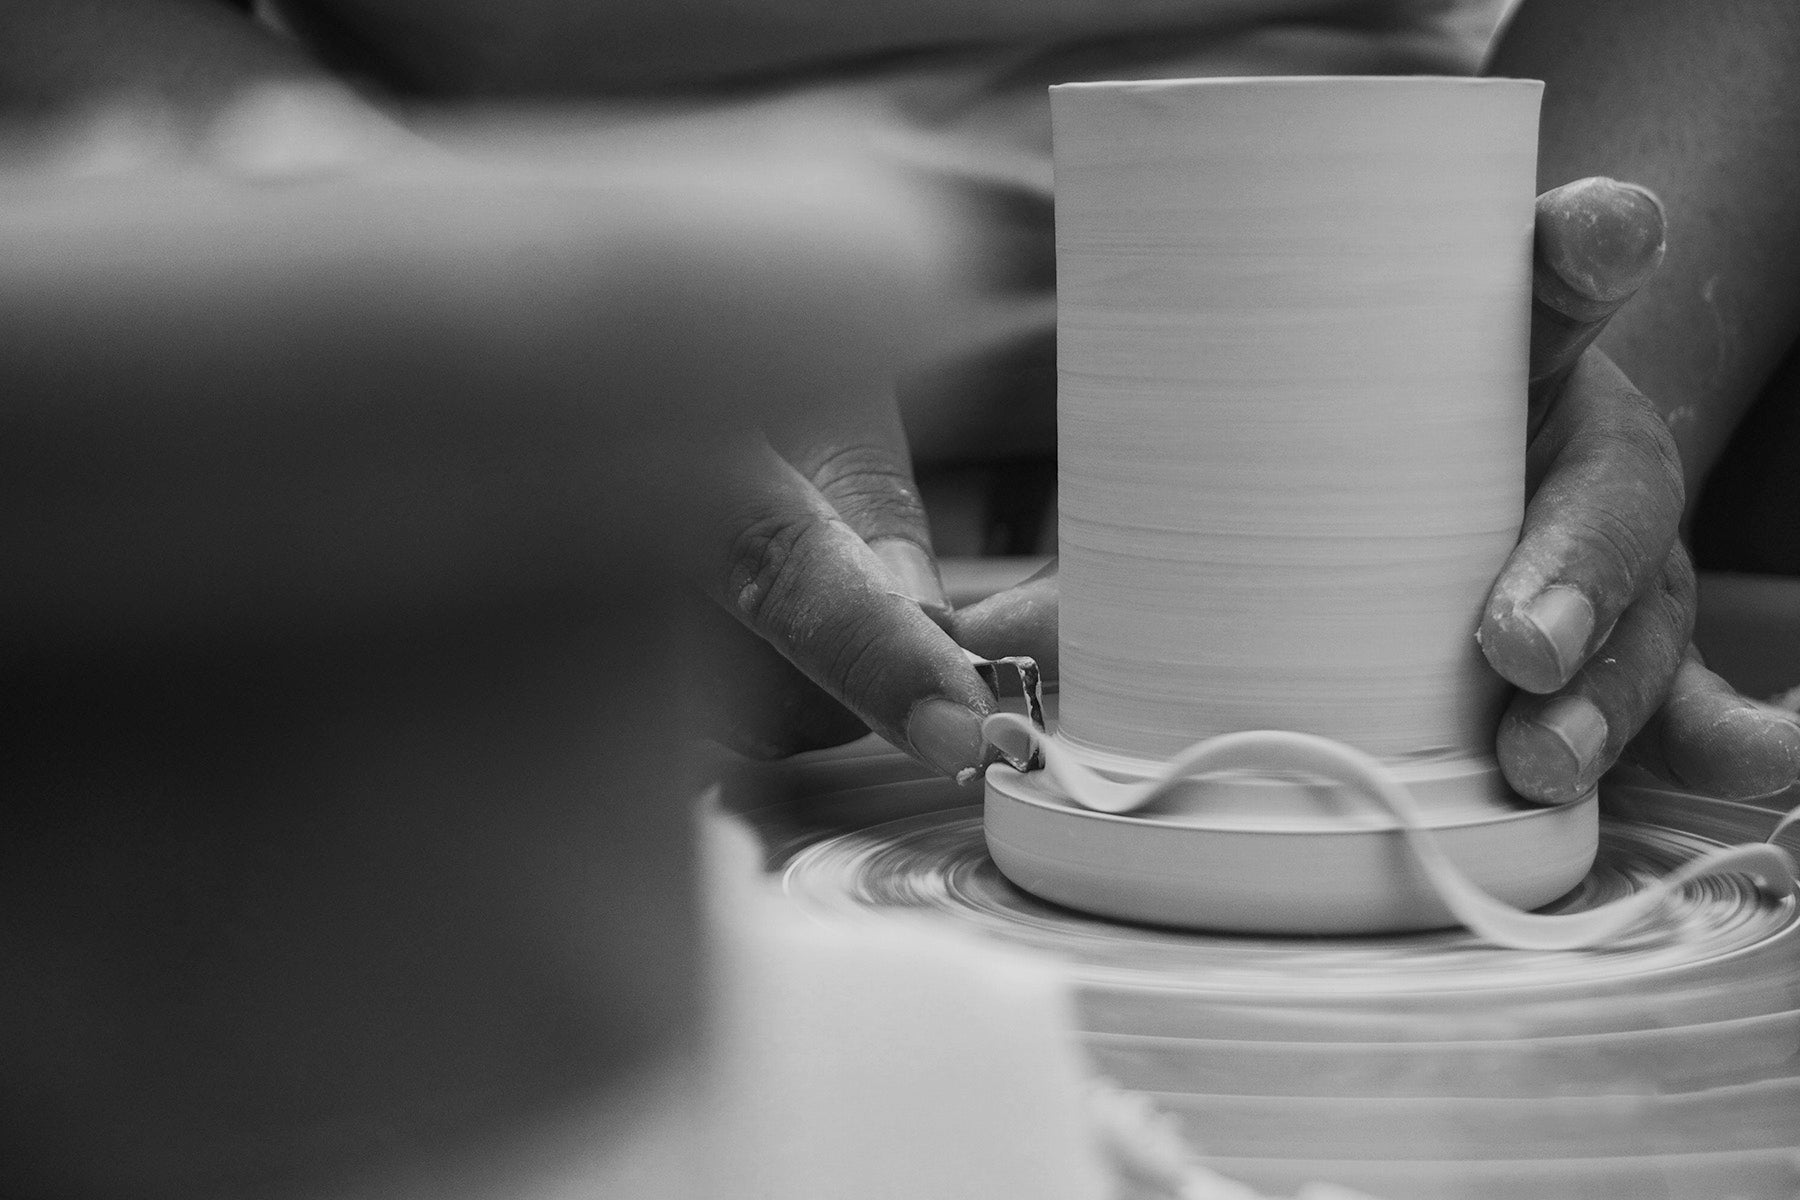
[684,111,1061,780]
[687,393,1003,780]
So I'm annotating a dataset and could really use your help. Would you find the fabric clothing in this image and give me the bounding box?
[1693,336,1800,574]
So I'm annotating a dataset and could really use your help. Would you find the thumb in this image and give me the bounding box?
[768,391,952,623]
[1529,176,1665,413]
[698,434,995,780]
[950,559,1060,681]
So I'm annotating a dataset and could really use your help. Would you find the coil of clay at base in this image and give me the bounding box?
[983,712,1798,951]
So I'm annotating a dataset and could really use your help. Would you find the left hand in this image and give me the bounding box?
[686,385,997,780]
[683,122,1057,778]
[1481,178,1800,802]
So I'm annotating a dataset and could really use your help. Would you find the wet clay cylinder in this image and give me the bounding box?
[985,77,1599,933]
[1057,76,1535,792]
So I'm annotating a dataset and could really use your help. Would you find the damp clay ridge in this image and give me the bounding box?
[985,712,1797,948]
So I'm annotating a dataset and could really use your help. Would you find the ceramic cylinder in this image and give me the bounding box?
[1053,76,1541,774]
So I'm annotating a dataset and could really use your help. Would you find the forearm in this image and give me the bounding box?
[1489,0,1800,505]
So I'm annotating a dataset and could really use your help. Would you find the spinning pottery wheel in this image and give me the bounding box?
[735,752,1800,1200]
[721,75,1800,1200]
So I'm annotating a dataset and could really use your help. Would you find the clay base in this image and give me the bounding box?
[985,762,1598,934]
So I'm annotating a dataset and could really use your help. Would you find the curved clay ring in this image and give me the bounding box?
[983,712,1797,948]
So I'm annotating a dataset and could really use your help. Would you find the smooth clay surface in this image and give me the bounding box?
[1005,76,1561,932]
[1053,76,1540,770]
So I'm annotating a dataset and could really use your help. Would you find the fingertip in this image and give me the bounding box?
[1478,585,1595,695]
[1535,177,1667,322]
[949,571,1060,680]
[1749,707,1800,791]
[1498,694,1610,805]
[1664,701,1800,801]
[905,696,989,782]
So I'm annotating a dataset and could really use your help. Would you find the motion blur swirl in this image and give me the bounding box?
[772,784,1800,1199]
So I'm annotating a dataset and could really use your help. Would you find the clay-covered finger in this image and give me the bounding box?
[1497,547,1695,804]
[1479,350,1685,694]
[698,435,994,780]
[1622,651,1800,800]
[1528,177,1665,412]
[949,558,1060,681]
[768,397,951,624]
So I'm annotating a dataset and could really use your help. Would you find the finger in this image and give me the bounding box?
[700,434,994,780]
[1621,650,1800,800]
[1497,546,1695,804]
[767,391,952,624]
[949,558,1060,681]
[1478,350,1685,693]
[1529,177,1665,422]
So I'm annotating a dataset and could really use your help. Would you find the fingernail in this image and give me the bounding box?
[907,698,986,782]
[1754,706,1800,738]
[1536,178,1667,317]
[1540,694,1609,770]
[1522,586,1595,690]
[1482,586,1596,694]
[1610,181,1668,256]
[1508,695,1609,803]
[872,537,952,622]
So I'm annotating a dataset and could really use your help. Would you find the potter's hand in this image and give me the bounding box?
[692,402,998,780]
[950,558,1060,678]
[683,117,1071,777]
[1482,178,1800,802]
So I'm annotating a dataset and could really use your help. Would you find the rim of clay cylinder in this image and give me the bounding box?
[1052,75,1539,89]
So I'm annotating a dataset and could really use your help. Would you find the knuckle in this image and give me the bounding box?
[1662,539,1697,596]
[1548,388,1684,583]
[1617,387,1686,501]
[808,444,925,527]
[1653,544,1699,642]
[1566,504,1656,587]
[720,510,905,710]
[722,512,821,632]
[1585,393,1673,474]
[1590,555,1694,722]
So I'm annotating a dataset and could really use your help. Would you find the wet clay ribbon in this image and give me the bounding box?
[982,712,1799,951]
